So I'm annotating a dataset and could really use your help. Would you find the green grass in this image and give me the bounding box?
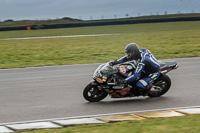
[0,21,200,68]
[18,114,200,133]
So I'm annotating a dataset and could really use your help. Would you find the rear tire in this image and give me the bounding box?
[148,74,171,97]
[83,83,108,102]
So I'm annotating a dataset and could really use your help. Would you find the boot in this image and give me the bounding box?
[141,87,151,96]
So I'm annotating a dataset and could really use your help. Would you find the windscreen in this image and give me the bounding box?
[100,63,117,75]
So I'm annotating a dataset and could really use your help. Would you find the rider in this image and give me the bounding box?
[110,43,160,96]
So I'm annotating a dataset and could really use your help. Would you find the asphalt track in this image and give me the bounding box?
[0,57,199,124]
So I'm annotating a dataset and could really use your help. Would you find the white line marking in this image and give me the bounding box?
[1,34,119,40]
[0,105,199,126]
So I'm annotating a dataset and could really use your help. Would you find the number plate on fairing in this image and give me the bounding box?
[119,64,134,77]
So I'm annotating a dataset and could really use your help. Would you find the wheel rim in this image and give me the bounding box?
[149,80,168,96]
[87,87,103,99]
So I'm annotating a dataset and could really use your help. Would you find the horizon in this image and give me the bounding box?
[1,13,200,23]
[1,0,200,21]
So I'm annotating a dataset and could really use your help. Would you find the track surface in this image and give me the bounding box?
[0,57,199,123]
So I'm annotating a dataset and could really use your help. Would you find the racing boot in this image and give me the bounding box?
[137,86,151,96]
[142,86,151,96]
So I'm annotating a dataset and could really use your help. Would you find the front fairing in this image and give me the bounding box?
[93,64,105,79]
[93,63,117,83]
[100,63,117,76]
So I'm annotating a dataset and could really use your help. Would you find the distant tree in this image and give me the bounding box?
[61,17,81,21]
[4,19,14,22]
[62,17,73,20]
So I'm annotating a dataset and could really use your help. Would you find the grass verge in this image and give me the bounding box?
[18,114,200,133]
[0,21,200,68]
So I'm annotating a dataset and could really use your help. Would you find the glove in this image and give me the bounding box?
[109,60,118,66]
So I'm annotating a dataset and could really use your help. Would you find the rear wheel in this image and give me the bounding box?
[148,74,171,97]
[83,83,108,102]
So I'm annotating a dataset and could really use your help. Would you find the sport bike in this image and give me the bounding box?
[83,60,178,102]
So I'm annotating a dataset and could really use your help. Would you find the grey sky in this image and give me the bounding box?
[0,0,199,21]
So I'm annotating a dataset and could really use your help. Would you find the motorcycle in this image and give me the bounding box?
[83,60,178,102]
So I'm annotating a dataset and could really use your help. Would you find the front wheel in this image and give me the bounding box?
[83,83,108,102]
[148,74,171,97]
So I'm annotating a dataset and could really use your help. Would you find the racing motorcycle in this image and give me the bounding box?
[83,60,178,102]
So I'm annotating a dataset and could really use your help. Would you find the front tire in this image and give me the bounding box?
[148,74,171,97]
[83,83,108,102]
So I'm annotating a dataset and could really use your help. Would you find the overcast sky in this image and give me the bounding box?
[0,0,199,21]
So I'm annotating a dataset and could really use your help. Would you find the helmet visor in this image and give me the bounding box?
[125,52,134,59]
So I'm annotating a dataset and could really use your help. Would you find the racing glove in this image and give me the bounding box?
[109,60,118,66]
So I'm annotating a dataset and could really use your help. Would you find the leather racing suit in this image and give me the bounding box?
[116,49,160,90]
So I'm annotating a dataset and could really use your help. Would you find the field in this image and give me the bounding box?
[0,21,200,68]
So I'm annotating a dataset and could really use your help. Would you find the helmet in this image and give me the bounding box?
[125,43,141,60]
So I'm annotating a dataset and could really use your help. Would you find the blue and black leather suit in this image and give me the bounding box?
[117,49,160,89]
